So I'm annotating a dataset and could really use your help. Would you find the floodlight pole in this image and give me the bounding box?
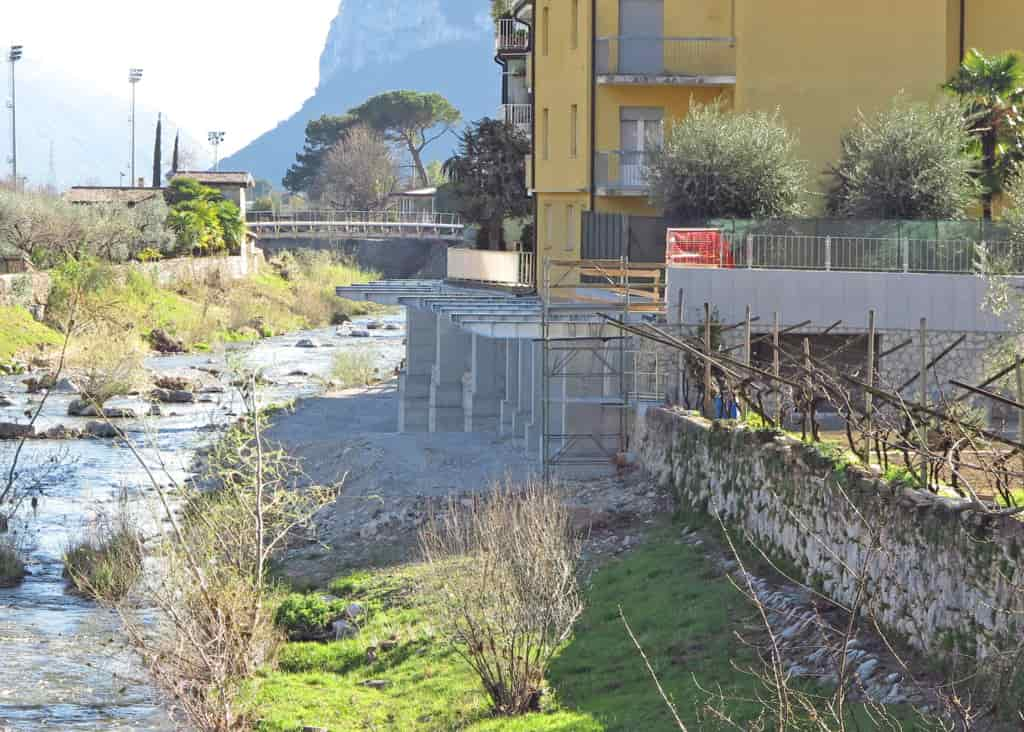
[8,45,23,190]
[129,68,143,185]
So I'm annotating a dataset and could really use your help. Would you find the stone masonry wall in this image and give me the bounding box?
[0,251,262,313]
[636,406,1024,663]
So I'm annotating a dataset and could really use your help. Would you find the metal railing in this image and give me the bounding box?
[594,150,654,192]
[501,103,533,130]
[496,18,530,53]
[596,36,736,78]
[707,234,1024,274]
[447,248,535,288]
[246,210,464,240]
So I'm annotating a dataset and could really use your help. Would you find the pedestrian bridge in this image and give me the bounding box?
[246,211,465,241]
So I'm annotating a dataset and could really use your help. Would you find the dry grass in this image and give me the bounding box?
[331,349,379,389]
[63,511,143,602]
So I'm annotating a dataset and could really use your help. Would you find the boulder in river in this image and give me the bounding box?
[148,328,185,354]
[383,323,401,331]
[349,329,371,338]
[84,421,120,439]
[0,423,35,440]
[51,378,80,394]
[151,388,196,404]
[68,401,136,419]
[153,375,194,392]
[0,395,13,407]
[295,338,321,349]
[365,321,382,330]
[23,374,55,394]
[41,425,81,440]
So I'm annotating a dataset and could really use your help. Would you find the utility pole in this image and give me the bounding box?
[129,68,143,185]
[8,45,23,190]
[208,131,225,171]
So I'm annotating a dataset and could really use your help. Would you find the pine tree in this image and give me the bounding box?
[171,130,180,175]
[152,114,163,188]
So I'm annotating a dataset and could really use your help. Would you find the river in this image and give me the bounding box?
[0,315,405,730]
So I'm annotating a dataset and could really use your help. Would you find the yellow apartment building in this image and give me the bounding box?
[496,0,1024,271]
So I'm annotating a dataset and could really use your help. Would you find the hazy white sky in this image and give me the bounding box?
[0,0,341,156]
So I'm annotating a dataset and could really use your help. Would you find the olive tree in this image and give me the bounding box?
[826,96,980,220]
[647,101,807,221]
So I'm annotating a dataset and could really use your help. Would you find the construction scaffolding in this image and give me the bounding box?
[540,258,666,478]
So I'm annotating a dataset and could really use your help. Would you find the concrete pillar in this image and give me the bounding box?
[399,308,437,432]
[463,335,507,433]
[512,340,534,439]
[499,340,520,435]
[524,340,544,459]
[430,316,472,432]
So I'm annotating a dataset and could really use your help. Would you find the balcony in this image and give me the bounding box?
[594,150,654,197]
[496,18,530,55]
[500,103,533,136]
[595,37,736,85]
[447,247,535,289]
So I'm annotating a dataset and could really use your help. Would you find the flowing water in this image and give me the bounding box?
[0,316,405,730]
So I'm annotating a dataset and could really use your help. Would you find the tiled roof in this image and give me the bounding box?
[65,187,164,204]
[172,171,255,187]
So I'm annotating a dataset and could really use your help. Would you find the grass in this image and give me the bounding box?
[246,522,927,731]
[63,522,143,602]
[331,349,380,389]
[0,305,62,361]
[0,540,26,588]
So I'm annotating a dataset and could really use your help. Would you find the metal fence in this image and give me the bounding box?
[496,18,530,53]
[500,103,533,131]
[725,234,1023,274]
[595,36,736,77]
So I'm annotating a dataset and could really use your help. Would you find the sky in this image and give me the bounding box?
[0,0,341,157]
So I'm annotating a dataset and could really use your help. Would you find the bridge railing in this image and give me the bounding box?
[246,210,463,227]
[447,247,535,288]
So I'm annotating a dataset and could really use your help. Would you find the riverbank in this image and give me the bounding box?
[0,251,382,365]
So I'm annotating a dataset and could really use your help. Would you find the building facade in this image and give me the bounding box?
[499,0,1024,270]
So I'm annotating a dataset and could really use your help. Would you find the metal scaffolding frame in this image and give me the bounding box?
[540,257,666,478]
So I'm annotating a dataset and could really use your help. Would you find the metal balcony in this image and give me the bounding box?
[500,103,533,136]
[496,18,530,54]
[594,150,654,196]
[596,37,736,85]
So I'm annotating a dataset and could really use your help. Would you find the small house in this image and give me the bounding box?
[171,171,255,213]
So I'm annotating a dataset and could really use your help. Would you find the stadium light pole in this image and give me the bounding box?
[208,131,225,171]
[8,45,23,190]
[129,68,143,185]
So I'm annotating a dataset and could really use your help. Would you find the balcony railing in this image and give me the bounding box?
[496,18,530,53]
[596,36,736,80]
[447,247,535,288]
[594,150,654,194]
[682,234,1023,275]
[501,103,533,132]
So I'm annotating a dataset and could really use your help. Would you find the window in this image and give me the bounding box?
[565,205,576,252]
[543,107,550,160]
[571,0,579,50]
[570,105,578,159]
[542,6,550,56]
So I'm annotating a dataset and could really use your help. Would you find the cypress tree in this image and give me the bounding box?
[152,113,163,187]
[171,130,180,175]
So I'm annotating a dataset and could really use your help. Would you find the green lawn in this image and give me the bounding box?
[248,523,927,732]
[0,305,62,361]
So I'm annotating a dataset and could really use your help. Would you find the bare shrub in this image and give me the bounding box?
[418,480,584,715]
[0,538,26,587]
[331,349,378,388]
[105,378,338,731]
[67,324,148,405]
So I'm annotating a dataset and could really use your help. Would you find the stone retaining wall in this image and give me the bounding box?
[0,250,262,312]
[636,406,1024,663]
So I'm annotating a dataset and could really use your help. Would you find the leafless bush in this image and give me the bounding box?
[418,480,584,715]
[67,325,149,405]
[102,376,338,731]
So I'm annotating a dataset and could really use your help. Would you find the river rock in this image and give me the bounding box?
[147,404,163,417]
[152,388,196,404]
[333,619,358,640]
[148,328,185,354]
[42,425,80,440]
[365,321,382,330]
[84,421,119,439]
[0,423,34,440]
[153,375,193,391]
[23,374,55,393]
[349,329,371,338]
[51,377,80,394]
[68,400,99,417]
[102,407,137,419]
[383,323,401,331]
[295,338,321,349]
[0,395,13,407]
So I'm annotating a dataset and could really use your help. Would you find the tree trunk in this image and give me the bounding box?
[489,217,506,252]
[982,129,997,221]
[407,139,429,188]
